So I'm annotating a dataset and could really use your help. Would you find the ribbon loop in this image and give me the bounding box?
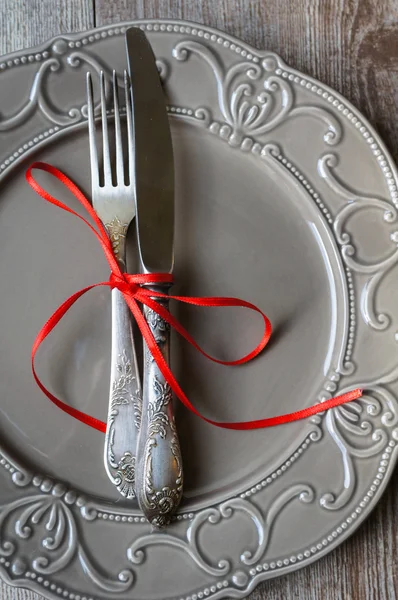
[26,161,362,434]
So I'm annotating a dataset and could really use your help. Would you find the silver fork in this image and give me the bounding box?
[87,70,141,499]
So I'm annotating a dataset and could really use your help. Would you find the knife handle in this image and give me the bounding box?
[104,287,142,499]
[135,290,183,528]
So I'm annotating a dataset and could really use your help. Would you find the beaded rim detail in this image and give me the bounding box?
[0,444,395,600]
[0,21,396,210]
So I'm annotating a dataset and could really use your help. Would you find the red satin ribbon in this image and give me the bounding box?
[26,161,362,433]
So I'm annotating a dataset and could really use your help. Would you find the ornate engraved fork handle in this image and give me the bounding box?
[135,292,183,528]
[104,222,142,499]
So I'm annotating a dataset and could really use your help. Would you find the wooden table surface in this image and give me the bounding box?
[0,1,397,599]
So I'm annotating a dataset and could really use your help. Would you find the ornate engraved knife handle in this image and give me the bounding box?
[135,291,183,528]
[104,231,142,500]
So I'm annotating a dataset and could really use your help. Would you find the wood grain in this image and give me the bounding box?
[0,0,93,54]
[1,1,398,599]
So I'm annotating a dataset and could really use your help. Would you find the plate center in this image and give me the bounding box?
[0,121,346,508]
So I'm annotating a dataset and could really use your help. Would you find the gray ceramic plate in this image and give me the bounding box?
[0,18,398,600]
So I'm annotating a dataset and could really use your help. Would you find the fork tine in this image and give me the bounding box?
[86,72,99,189]
[113,70,124,186]
[100,71,112,187]
[124,70,135,188]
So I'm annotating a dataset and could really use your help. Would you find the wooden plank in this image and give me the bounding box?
[1,0,398,599]
[0,0,93,54]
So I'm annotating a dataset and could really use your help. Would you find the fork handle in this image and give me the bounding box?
[135,289,183,528]
[104,287,142,499]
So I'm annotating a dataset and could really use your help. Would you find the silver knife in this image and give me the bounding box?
[126,27,183,528]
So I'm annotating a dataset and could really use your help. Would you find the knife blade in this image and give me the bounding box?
[126,26,183,528]
[126,26,174,274]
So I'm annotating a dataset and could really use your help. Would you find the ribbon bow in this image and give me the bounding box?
[26,161,361,433]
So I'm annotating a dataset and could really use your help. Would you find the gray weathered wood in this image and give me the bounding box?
[1,0,398,599]
[0,0,93,54]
